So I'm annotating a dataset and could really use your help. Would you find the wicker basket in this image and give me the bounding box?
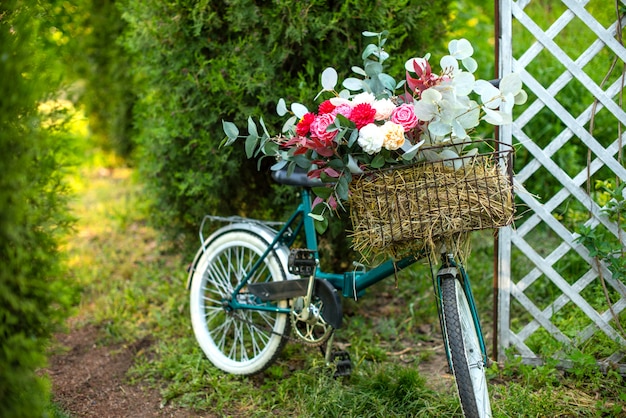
[349,140,515,259]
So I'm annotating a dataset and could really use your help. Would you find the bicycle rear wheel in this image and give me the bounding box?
[440,274,492,418]
[189,229,290,375]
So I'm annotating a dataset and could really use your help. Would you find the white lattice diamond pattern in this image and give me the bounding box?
[497,0,626,372]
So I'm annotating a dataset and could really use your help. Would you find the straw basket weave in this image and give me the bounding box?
[349,140,515,259]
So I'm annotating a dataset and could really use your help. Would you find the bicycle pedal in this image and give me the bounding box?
[288,249,317,276]
[330,350,352,378]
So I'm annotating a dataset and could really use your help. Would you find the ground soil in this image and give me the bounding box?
[47,319,193,418]
[47,316,450,418]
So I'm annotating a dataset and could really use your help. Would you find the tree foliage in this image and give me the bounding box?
[119,0,451,258]
[47,0,135,158]
[0,2,76,416]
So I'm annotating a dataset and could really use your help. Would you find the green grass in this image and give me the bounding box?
[59,160,625,416]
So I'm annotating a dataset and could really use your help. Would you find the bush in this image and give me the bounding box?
[120,0,451,260]
[0,2,76,416]
[48,0,136,159]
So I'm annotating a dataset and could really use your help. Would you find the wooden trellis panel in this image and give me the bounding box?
[496,0,626,373]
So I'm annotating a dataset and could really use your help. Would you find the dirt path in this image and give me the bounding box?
[47,321,450,417]
[48,321,193,418]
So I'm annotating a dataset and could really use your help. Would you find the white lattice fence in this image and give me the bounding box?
[497,0,626,372]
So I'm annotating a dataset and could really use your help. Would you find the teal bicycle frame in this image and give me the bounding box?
[225,187,489,364]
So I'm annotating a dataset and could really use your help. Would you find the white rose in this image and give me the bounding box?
[358,123,384,154]
[372,98,396,121]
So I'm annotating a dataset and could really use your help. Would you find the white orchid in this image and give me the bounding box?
[407,39,526,163]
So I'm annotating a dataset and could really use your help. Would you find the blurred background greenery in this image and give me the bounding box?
[1,0,624,416]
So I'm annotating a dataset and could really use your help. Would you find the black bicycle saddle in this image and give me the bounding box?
[271,166,325,188]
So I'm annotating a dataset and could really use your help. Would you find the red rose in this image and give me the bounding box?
[296,112,315,136]
[349,103,376,129]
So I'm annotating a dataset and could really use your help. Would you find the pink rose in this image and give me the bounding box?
[391,103,419,132]
[331,104,352,119]
[309,113,337,143]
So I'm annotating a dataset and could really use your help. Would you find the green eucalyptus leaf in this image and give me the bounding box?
[343,77,365,91]
[348,128,359,147]
[271,159,287,171]
[321,67,338,90]
[362,31,380,37]
[282,115,298,133]
[361,43,379,60]
[334,127,348,143]
[351,66,367,76]
[286,161,296,177]
[364,60,384,77]
[291,103,309,119]
[245,135,258,159]
[277,98,288,116]
[364,77,381,94]
[378,73,396,91]
[339,89,351,99]
[222,120,239,139]
[263,140,279,155]
[293,155,312,168]
[247,116,259,137]
[259,117,270,137]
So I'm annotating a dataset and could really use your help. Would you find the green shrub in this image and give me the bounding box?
[119,0,451,259]
[47,0,135,159]
[0,2,76,416]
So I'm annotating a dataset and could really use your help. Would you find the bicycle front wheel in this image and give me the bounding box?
[189,229,290,375]
[440,274,492,418]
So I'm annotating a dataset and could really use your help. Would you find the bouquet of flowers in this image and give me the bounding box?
[223,30,526,257]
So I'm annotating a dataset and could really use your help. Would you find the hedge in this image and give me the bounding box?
[0,2,76,416]
[120,0,451,261]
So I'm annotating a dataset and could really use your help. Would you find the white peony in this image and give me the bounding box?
[358,123,384,154]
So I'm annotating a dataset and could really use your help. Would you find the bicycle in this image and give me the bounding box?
[186,152,507,418]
